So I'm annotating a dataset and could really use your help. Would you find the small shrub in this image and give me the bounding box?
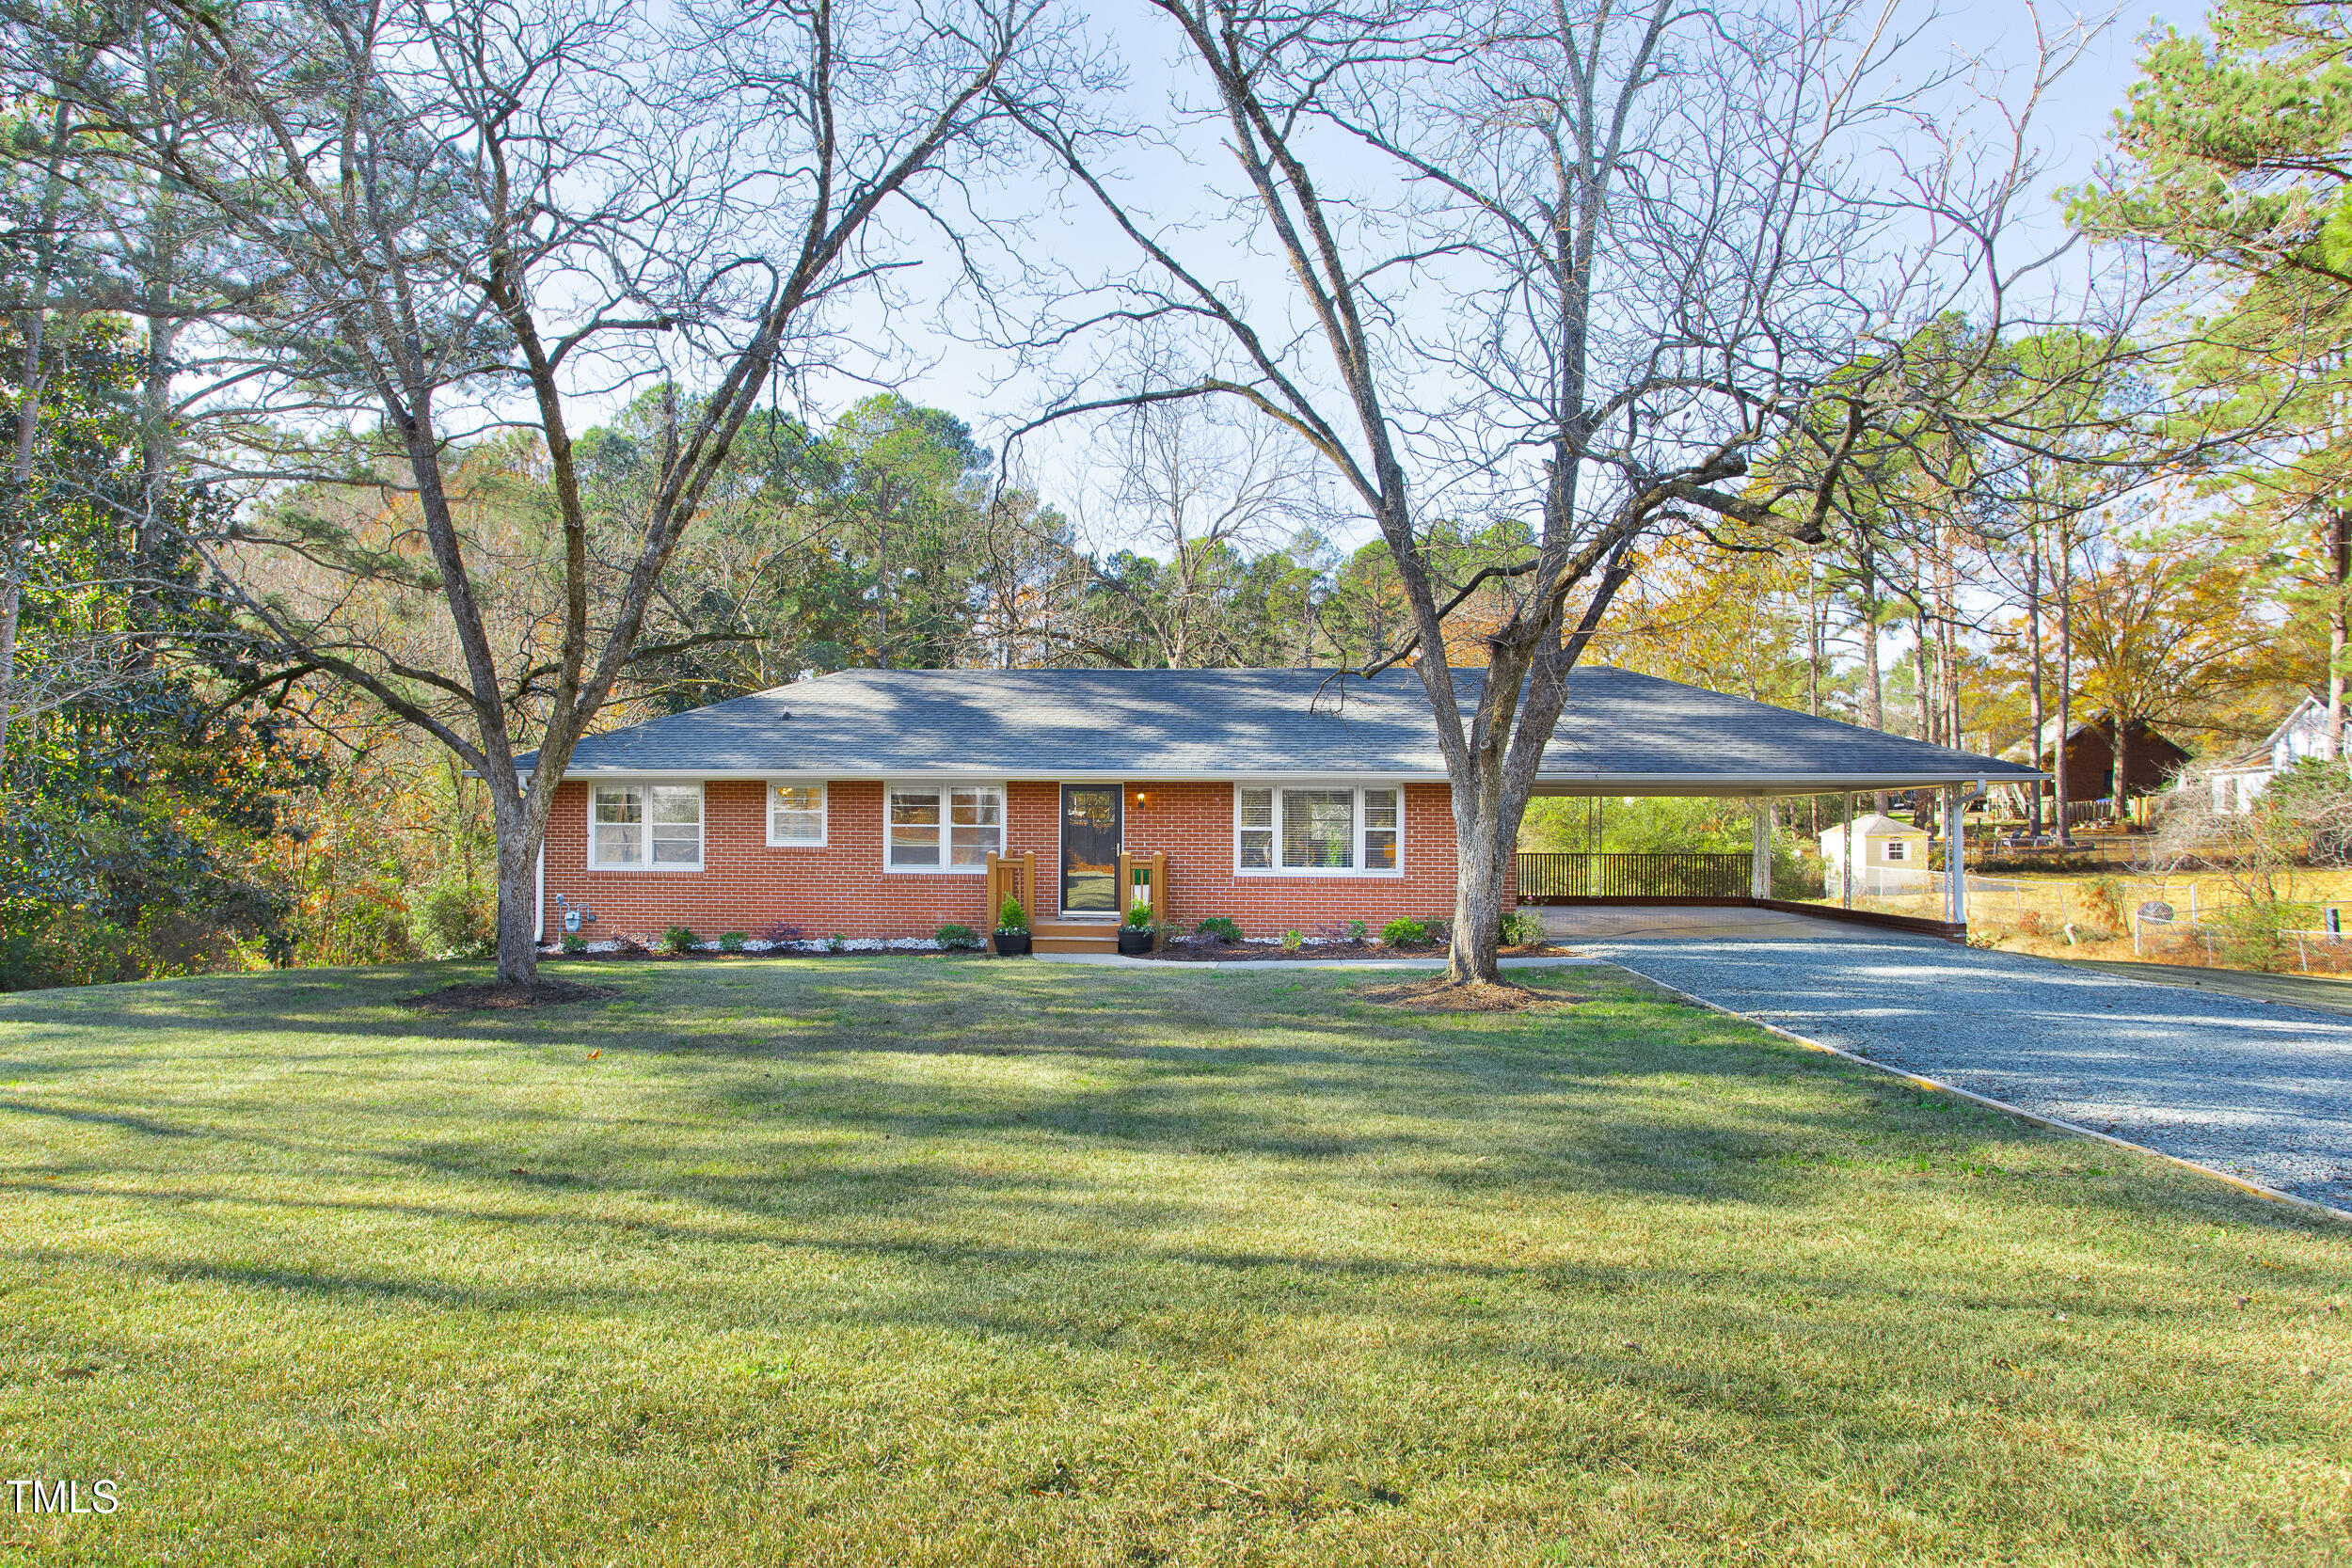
[1124,900,1154,929]
[409,878,494,960]
[2210,901,2297,972]
[935,923,981,950]
[2077,875,2126,937]
[1280,928,1305,954]
[1346,919,1368,942]
[562,932,588,955]
[1382,916,1430,947]
[1499,910,1547,947]
[2016,909,2048,939]
[662,925,698,956]
[719,931,747,953]
[759,922,805,945]
[996,896,1029,933]
[826,932,847,952]
[1195,915,1243,942]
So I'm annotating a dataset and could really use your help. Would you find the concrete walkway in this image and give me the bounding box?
[1583,932,2352,1211]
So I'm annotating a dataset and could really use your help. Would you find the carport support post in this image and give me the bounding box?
[1750,800,1772,899]
[1841,797,1855,908]
[1943,784,1967,927]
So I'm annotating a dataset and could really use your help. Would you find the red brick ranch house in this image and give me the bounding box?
[521,666,2036,953]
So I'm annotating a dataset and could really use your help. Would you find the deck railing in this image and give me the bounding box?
[1516,851,1754,901]
[983,850,1038,926]
[1117,849,1168,946]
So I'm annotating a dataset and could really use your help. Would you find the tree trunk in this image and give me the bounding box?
[2026,533,2045,837]
[1,96,78,768]
[1912,612,1934,827]
[2112,717,2131,828]
[2054,528,2074,846]
[1855,558,1887,812]
[492,793,542,987]
[2329,507,2348,762]
[1447,803,1511,985]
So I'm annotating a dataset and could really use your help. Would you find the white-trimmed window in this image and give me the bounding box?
[1234,784,1405,877]
[1884,838,1909,863]
[887,783,1004,870]
[590,783,704,870]
[768,782,827,846]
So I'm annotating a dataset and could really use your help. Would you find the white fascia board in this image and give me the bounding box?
[1526,771,2045,796]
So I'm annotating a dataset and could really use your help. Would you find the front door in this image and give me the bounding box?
[1060,784,1123,915]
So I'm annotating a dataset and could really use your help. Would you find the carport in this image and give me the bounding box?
[1515,670,2043,941]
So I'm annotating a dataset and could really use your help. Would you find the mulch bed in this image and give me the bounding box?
[404,978,621,1013]
[1139,939,1566,963]
[1353,978,1580,1012]
[546,946,989,962]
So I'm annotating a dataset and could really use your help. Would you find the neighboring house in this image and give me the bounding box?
[518,665,2036,948]
[2203,694,2341,814]
[1818,813,1932,895]
[1996,713,2191,807]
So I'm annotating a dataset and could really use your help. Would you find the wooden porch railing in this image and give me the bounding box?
[983,850,1037,927]
[1516,851,1754,902]
[1117,849,1168,948]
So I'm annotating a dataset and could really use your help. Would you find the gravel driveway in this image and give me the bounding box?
[1582,933,2352,1210]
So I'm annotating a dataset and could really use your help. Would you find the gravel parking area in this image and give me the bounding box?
[1583,932,2352,1210]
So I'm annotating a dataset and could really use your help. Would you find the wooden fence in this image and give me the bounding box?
[1516,851,1754,902]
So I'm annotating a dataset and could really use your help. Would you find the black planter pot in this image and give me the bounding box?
[1117,927,1153,956]
[993,930,1032,957]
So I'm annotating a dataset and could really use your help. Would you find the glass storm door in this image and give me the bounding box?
[1060,784,1123,914]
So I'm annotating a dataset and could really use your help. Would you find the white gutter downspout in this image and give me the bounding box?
[535,841,546,945]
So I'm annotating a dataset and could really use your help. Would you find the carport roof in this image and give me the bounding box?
[521,666,2040,796]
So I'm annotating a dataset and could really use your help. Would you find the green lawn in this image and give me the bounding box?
[2,958,2347,1565]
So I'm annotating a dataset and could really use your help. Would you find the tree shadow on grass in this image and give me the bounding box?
[4,959,2336,1251]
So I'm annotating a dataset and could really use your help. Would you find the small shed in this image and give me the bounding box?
[1820,812,1932,895]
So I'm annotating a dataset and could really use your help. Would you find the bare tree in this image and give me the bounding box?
[17,0,1057,987]
[1089,400,1322,667]
[1008,0,2116,984]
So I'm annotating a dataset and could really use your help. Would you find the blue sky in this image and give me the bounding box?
[787,0,2198,558]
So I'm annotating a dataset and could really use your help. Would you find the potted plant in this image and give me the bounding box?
[993,895,1032,957]
[1118,900,1155,956]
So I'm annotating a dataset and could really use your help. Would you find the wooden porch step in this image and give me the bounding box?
[1032,920,1120,954]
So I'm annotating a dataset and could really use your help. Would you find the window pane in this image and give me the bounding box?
[647,784,701,864]
[891,789,942,866]
[1239,828,1273,869]
[771,784,823,842]
[1364,831,1397,871]
[650,784,701,825]
[1238,787,1273,829]
[594,786,642,865]
[1362,789,1398,829]
[949,785,1003,866]
[1281,788,1355,869]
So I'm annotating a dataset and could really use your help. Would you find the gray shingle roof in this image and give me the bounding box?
[520,666,2038,795]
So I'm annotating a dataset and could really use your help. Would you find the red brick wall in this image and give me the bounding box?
[1124,782,1467,937]
[540,776,1507,943]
